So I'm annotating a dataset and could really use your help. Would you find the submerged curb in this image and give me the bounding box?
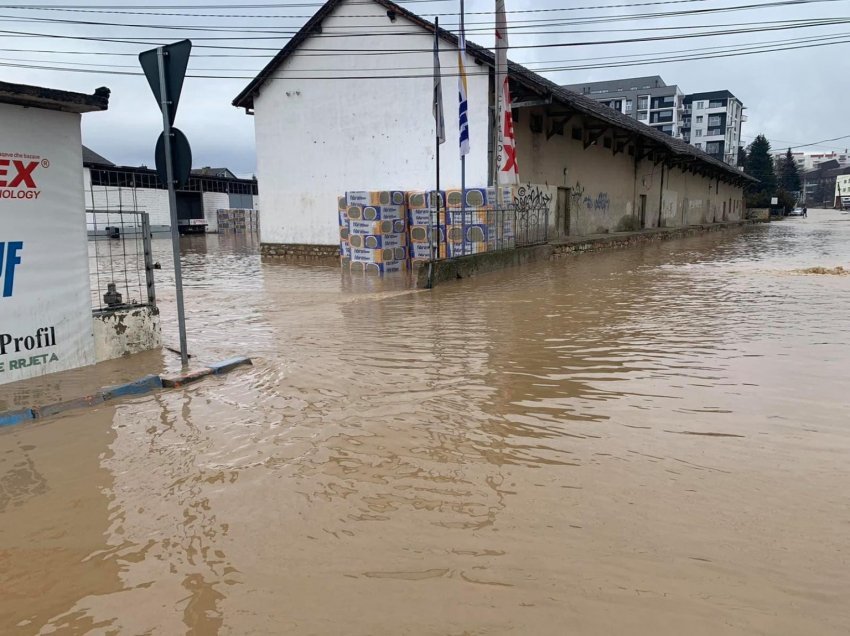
[0,357,252,428]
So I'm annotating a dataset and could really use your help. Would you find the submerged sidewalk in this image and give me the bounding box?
[418,219,760,288]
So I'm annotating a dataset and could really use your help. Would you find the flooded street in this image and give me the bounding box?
[2,211,849,634]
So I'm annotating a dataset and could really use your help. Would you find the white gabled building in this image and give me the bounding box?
[234,0,752,256]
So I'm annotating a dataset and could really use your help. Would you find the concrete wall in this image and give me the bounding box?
[93,306,161,363]
[251,1,491,246]
[513,109,745,237]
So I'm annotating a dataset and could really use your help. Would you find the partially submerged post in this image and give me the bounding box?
[139,40,193,368]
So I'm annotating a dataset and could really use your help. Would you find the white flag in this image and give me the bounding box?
[433,25,446,145]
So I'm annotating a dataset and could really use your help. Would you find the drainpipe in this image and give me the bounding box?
[657,162,665,227]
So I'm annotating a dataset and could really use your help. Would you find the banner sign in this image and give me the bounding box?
[495,0,519,185]
[0,104,95,384]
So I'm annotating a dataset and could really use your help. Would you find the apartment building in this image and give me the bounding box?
[772,150,850,171]
[561,76,685,138]
[681,91,746,166]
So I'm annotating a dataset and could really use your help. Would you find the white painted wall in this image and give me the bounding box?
[202,192,230,232]
[0,103,96,384]
[83,168,172,227]
[251,0,490,245]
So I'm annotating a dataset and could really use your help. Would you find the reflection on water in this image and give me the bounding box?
[2,213,850,634]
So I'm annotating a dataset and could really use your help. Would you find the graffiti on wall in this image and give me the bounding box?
[593,192,610,212]
[513,184,553,214]
[567,181,610,213]
[570,181,586,211]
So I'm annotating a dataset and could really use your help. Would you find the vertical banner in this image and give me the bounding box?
[458,10,470,158]
[433,25,446,146]
[495,0,519,185]
[0,104,95,385]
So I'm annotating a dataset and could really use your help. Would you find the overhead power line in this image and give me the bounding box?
[0,30,847,79]
[5,30,844,68]
[0,0,841,21]
[2,16,849,51]
[791,134,850,150]
[2,13,843,37]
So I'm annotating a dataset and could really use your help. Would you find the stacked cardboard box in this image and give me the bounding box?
[407,190,441,266]
[338,187,519,273]
[344,191,408,274]
[217,208,260,233]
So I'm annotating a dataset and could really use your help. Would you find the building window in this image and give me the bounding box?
[638,96,649,110]
[696,101,705,109]
[706,142,722,154]
[624,99,633,113]
[709,100,724,108]
[708,116,722,127]
[696,130,703,137]
[696,115,704,123]
[695,142,703,149]
[638,111,648,121]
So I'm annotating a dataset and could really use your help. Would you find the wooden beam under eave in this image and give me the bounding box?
[636,146,654,162]
[546,113,574,140]
[513,96,552,109]
[584,127,608,150]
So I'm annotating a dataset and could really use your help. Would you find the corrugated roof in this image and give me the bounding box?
[232,0,753,184]
[82,145,114,166]
[0,81,109,113]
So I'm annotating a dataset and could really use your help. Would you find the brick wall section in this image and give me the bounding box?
[261,243,340,261]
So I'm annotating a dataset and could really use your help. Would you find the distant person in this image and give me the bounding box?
[803,206,808,217]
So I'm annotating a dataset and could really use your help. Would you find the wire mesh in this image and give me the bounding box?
[88,210,156,313]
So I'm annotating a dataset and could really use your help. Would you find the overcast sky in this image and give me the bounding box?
[3,0,848,176]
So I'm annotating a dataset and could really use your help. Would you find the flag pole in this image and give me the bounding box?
[435,16,441,271]
[460,0,466,256]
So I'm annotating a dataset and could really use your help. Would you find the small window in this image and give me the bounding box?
[572,126,583,140]
[696,130,703,137]
[696,115,704,123]
[695,142,702,149]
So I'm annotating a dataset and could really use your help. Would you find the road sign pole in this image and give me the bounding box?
[157,47,189,368]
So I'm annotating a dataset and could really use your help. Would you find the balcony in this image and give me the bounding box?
[707,128,724,137]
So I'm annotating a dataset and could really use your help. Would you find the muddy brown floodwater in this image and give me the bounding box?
[2,211,850,635]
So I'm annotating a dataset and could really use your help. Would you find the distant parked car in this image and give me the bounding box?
[787,207,807,217]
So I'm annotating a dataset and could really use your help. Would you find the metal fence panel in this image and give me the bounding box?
[422,204,548,262]
[88,210,157,313]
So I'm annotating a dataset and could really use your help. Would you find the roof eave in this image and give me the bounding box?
[0,81,109,113]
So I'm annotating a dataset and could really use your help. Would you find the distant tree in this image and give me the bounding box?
[737,146,748,168]
[779,147,802,193]
[744,134,777,207]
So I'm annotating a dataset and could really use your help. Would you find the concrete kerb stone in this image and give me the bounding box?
[0,408,36,428]
[208,356,253,375]
[0,358,253,428]
[160,367,214,388]
[101,374,163,400]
